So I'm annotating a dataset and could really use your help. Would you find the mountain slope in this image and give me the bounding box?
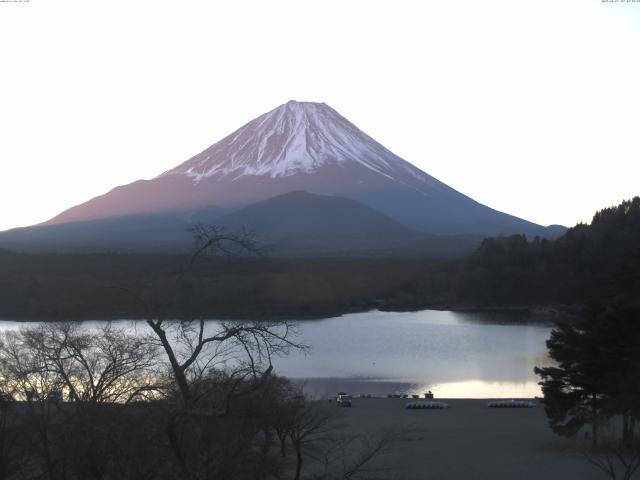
[217,190,418,238]
[0,191,480,256]
[0,214,192,253]
[214,191,431,256]
[42,101,559,237]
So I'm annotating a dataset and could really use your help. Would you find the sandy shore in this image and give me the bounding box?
[325,398,602,480]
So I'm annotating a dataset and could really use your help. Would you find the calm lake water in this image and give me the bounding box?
[0,310,553,399]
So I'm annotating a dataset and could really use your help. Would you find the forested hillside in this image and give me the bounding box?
[0,253,455,320]
[456,197,640,306]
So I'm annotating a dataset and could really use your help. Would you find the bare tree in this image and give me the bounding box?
[146,318,302,406]
[0,394,22,480]
[0,331,68,480]
[582,422,640,480]
[188,223,263,266]
[0,324,165,480]
[112,225,299,406]
[286,399,405,480]
[268,378,302,458]
[124,225,308,480]
[0,330,65,403]
[288,401,339,480]
[139,225,304,406]
[311,429,404,480]
[15,322,162,405]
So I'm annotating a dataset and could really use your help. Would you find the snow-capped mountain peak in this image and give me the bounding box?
[37,99,552,239]
[160,100,421,183]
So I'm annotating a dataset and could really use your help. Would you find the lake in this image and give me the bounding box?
[0,309,553,399]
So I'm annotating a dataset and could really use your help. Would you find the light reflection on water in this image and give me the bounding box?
[0,309,554,398]
[275,310,553,398]
[423,380,542,399]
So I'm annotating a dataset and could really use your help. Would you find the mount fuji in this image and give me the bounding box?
[0,101,564,255]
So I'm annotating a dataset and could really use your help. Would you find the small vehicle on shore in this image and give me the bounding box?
[336,394,352,407]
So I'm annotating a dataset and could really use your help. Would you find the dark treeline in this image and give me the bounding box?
[0,197,638,320]
[0,253,458,320]
[456,197,640,307]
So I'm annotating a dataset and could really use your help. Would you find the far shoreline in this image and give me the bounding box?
[0,303,580,323]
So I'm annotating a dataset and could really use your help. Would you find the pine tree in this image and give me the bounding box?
[535,304,640,447]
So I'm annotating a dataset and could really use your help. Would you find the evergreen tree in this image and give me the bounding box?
[535,304,640,447]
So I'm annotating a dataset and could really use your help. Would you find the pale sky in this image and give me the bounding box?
[1,0,639,232]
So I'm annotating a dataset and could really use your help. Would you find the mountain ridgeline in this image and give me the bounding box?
[0,100,563,256]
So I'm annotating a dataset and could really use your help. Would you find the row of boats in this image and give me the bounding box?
[405,399,538,409]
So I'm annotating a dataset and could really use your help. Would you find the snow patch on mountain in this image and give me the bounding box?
[159,101,434,186]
